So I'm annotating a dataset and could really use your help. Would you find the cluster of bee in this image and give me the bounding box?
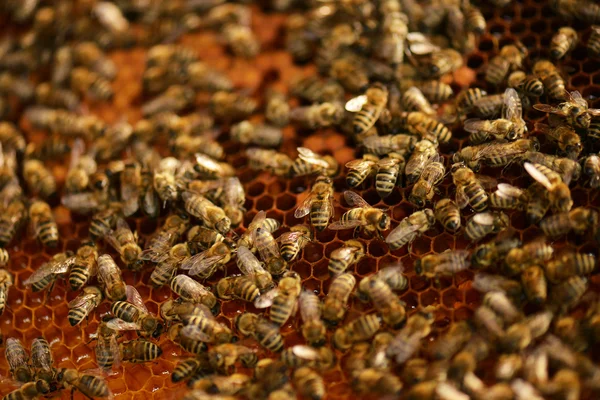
[0,0,599,399]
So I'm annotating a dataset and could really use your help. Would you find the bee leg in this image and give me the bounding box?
[353,227,360,238]
[376,230,385,241]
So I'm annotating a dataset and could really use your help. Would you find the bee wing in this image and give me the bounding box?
[68,292,98,309]
[70,138,85,169]
[184,253,225,276]
[126,285,148,313]
[496,183,524,199]
[61,192,100,213]
[96,333,121,370]
[195,152,221,170]
[464,119,491,134]
[297,147,329,168]
[405,151,437,177]
[104,231,122,254]
[502,88,522,121]
[328,219,365,230]
[345,95,368,112]
[533,104,565,116]
[237,246,264,276]
[385,223,422,244]
[344,191,370,208]
[566,90,588,109]
[291,345,319,360]
[139,231,176,262]
[472,212,495,226]
[23,256,75,285]
[524,162,553,189]
[223,177,244,206]
[476,175,498,190]
[249,210,266,230]
[294,193,315,218]
[332,246,360,261]
[256,233,282,261]
[180,325,212,343]
[277,231,305,243]
[345,159,375,174]
[105,318,139,331]
[455,186,469,209]
[406,32,440,54]
[254,287,279,308]
[6,338,27,367]
[377,157,401,168]
[122,196,140,218]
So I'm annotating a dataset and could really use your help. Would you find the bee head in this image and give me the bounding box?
[378,214,390,231]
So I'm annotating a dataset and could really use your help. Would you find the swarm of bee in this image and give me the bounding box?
[0,0,600,399]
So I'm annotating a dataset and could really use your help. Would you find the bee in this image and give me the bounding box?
[210,90,257,122]
[290,101,344,130]
[89,205,121,240]
[486,43,527,85]
[448,335,491,382]
[545,252,596,283]
[589,25,600,56]
[344,83,389,135]
[361,134,417,157]
[434,198,461,232]
[417,80,453,103]
[190,373,250,395]
[6,338,32,383]
[536,90,600,129]
[222,23,260,58]
[501,311,553,353]
[23,159,56,200]
[64,139,96,194]
[429,320,473,361]
[150,243,190,288]
[466,89,527,143]
[72,41,116,79]
[323,273,356,324]
[503,239,554,276]
[213,177,246,228]
[294,175,334,232]
[551,27,578,59]
[456,88,487,115]
[328,240,365,275]
[70,67,113,101]
[68,286,103,326]
[329,191,390,239]
[293,367,325,400]
[408,154,446,208]
[230,121,282,148]
[170,275,217,311]
[194,153,235,179]
[278,225,312,263]
[168,323,208,356]
[353,368,403,397]
[93,319,120,370]
[152,157,180,207]
[235,313,284,352]
[0,122,25,154]
[386,209,435,251]
[584,154,600,188]
[397,111,452,144]
[375,152,405,198]
[237,210,280,251]
[139,213,190,263]
[217,276,260,303]
[472,273,524,304]
[55,368,110,398]
[357,264,408,303]
[524,182,551,224]
[208,344,257,373]
[507,71,545,97]
[536,123,582,160]
[465,212,509,242]
[405,139,439,185]
[424,48,463,78]
[489,183,528,210]
[364,277,407,328]
[345,154,379,188]
[3,381,50,400]
[402,87,435,115]
[451,162,491,212]
[265,90,290,127]
[23,251,75,292]
[186,62,234,93]
[416,250,471,279]
[30,337,55,385]
[0,198,26,247]
[142,85,195,118]
[246,148,293,177]
[0,269,12,315]
[386,310,434,364]
[552,276,589,312]
[171,355,212,384]
[97,254,126,302]
[533,60,567,100]
[160,298,208,324]
[255,271,301,326]
[180,307,233,345]
[333,313,382,350]
[281,345,335,371]
[181,239,235,280]
[28,200,59,248]
[330,56,370,93]
[183,191,231,235]
[104,218,142,270]
[452,138,539,171]
[108,286,164,338]
[525,162,574,212]
[290,75,344,104]
[290,147,339,178]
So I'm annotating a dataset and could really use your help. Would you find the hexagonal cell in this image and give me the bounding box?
[276,193,296,211]
[247,181,266,197]
[267,180,286,196]
[355,258,377,277]
[420,289,440,307]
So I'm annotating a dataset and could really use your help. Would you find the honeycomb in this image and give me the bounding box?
[0,1,599,399]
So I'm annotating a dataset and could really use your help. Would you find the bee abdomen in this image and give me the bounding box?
[69,265,90,291]
[280,243,300,262]
[37,222,59,247]
[172,359,201,383]
[68,308,87,326]
[465,183,488,211]
[270,297,293,326]
[111,301,139,321]
[354,107,377,134]
[79,375,110,397]
[376,169,398,198]
[256,328,284,352]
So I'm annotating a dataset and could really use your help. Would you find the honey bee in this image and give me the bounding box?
[28,200,59,248]
[3,381,50,400]
[361,134,417,157]
[295,176,334,232]
[533,60,567,100]
[429,320,473,361]
[404,140,438,186]
[294,291,327,347]
[230,121,282,148]
[291,147,339,178]
[108,285,164,338]
[486,42,527,85]
[190,373,250,395]
[93,319,120,370]
[472,273,524,304]
[64,139,96,194]
[211,177,246,228]
[524,182,551,224]
[375,152,405,198]
[386,209,435,251]
[181,239,235,280]
[465,212,509,242]
[89,205,121,240]
[183,191,231,235]
[30,336,56,385]
[0,197,25,247]
[186,62,234,93]
[121,339,163,364]
[265,90,290,127]
[104,218,142,270]
[424,48,463,78]
[551,27,578,59]
[398,111,453,144]
[23,159,56,200]
[329,191,390,239]
[278,225,312,263]
[584,154,600,188]
[194,153,235,180]
[536,123,582,161]
[171,355,212,384]
[552,276,589,312]
[344,83,389,135]
[290,101,344,130]
[507,71,545,97]
[456,87,487,115]
[149,243,190,288]
[208,344,257,373]
[217,276,260,303]
[466,89,527,143]
[222,23,260,58]
[92,0,128,33]
[434,198,461,232]
[23,251,75,292]
[489,183,528,210]
[452,162,492,212]
[0,268,12,315]
[186,226,225,255]
[333,313,382,350]
[386,310,434,364]
[536,90,600,129]
[545,252,596,283]
[402,86,435,115]
[139,213,190,263]
[292,367,325,400]
[364,276,407,328]
[448,334,490,382]
[6,338,32,383]
[70,67,113,101]
[68,286,103,326]
[72,41,116,79]
[170,274,217,311]
[235,313,284,352]
[345,154,379,188]
[589,25,600,56]
[0,122,25,154]
[357,264,408,303]
[255,271,301,326]
[352,368,403,397]
[330,56,369,93]
[408,154,446,208]
[245,148,292,177]
[416,250,471,279]
[501,311,553,352]
[168,323,207,356]
[415,80,453,103]
[281,345,335,371]
[503,239,554,276]
[323,273,356,324]
[290,75,344,104]
[453,138,539,171]
[525,162,574,212]
[97,254,126,302]
[210,90,257,122]
[142,85,195,118]
[180,307,233,345]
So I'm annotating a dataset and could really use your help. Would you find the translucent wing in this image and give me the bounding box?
[464,119,493,134]
[237,246,265,276]
[248,210,266,230]
[23,256,75,285]
[256,231,281,261]
[172,275,213,302]
[385,223,422,244]
[473,212,494,226]
[344,191,370,208]
[345,159,376,174]
[195,152,221,170]
[139,230,177,262]
[405,151,437,176]
[477,175,498,190]
[61,192,100,213]
[524,162,552,189]
[105,318,139,331]
[181,325,212,342]
[328,219,365,230]
[297,147,329,168]
[291,345,319,360]
[254,287,279,308]
[378,157,402,168]
[496,183,524,199]
[126,285,148,313]
[406,32,441,54]
[223,177,244,206]
[567,90,588,109]
[533,104,565,116]
[277,231,306,243]
[331,246,360,261]
[182,253,226,277]
[104,231,122,254]
[68,292,100,309]
[502,88,522,121]
[96,332,121,370]
[31,339,53,370]
[70,138,85,169]
[294,193,315,218]
[6,338,27,368]
[345,95,368,112]
[455,186,469,209]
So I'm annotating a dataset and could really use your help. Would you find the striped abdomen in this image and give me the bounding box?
[270,295,296,326]
[353,105,380,134]
[464,182,488,211]
[376,166,400,198]
[310,199,332,232]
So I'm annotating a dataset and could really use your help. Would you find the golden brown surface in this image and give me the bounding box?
[0,1,599,399]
